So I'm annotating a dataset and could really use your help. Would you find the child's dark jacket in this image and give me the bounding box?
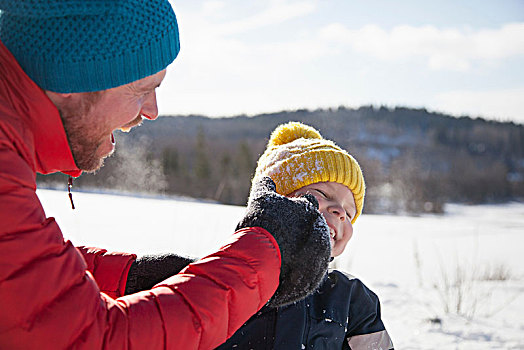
[217,270,394,349]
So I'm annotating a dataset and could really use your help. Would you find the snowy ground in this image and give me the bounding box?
[37,189,524,350]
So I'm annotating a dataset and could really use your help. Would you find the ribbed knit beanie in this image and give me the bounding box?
[0,0,180,93]
[254,122,366,224]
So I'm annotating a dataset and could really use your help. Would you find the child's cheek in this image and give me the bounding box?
[345,224,354,241]
[314,197,326,212]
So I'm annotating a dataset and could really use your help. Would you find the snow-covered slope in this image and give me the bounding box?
[38,189,524,349]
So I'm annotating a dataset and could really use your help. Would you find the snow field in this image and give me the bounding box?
[38,189,524,349]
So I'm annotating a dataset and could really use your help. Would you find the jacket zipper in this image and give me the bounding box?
[68,176,75,210]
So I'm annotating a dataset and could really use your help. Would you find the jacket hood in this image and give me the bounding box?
[0,40,81,176]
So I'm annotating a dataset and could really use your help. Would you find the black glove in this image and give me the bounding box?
[125,253,196,295]
[236,177,331,307]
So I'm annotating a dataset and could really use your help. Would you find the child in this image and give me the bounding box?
[217,122,394,349]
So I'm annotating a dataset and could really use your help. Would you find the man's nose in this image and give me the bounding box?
[141,91,159,120]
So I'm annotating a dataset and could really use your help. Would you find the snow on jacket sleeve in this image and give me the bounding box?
[0,121,281,349]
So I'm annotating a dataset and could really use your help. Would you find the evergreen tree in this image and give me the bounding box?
[193,126,212,198]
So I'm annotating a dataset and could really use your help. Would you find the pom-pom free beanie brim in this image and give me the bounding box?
[0,0,180,93]
[254,122,366,224]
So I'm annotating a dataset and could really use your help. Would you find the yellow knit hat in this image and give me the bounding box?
[253,122,365,224]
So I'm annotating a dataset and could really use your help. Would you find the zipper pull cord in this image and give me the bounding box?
[68,176,75,210]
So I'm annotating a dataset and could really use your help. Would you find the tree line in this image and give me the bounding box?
[38,106,524,214]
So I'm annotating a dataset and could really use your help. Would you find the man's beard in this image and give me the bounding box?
[57,92,113,173]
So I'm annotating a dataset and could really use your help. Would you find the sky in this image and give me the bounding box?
[157,0,524,124]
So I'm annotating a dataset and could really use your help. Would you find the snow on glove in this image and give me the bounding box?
[125,253,196,295]
[236,177,331,307]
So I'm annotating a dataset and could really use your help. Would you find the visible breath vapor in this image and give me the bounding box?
[106,135,167,194]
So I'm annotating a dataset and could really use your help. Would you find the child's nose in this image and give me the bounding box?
[329,205,346,221]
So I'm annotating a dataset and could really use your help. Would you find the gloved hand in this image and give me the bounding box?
[125,254,196,295]
[236,177,331,307]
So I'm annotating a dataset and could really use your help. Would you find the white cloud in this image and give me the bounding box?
[202,1,225,14]
[161,3,524,125]
[210,0,317,36]
[319,22,524,71]
[164,0,325,91]
[473,23,524,59]
[431,87,524,123]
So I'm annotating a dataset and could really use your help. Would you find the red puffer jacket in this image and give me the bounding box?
[0,41,281,349]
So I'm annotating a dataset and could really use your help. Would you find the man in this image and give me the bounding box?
[0,1,331,349]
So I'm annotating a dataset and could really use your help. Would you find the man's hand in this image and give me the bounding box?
[125,254,196,295]
[236,177,331,307]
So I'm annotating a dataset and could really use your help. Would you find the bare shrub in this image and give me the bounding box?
[479,262,512,281]
[434,260,475,318]
[432,257,514,319]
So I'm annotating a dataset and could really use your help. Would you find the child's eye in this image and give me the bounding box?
[314,189,327,197]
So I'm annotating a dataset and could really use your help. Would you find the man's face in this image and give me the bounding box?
[290,182,357,257]
[46,69,167,172]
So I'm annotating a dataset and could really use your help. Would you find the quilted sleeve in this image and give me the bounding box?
[0,123,281,349]
[76,246,136,299]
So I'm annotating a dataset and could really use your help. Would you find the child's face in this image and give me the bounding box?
[289,182,357,257]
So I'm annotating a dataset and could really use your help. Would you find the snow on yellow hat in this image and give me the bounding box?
[254,122,365,224]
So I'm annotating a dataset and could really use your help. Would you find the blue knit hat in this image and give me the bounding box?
[0,0,180,93]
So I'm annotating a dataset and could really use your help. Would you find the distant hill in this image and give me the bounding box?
[38,106,524,214]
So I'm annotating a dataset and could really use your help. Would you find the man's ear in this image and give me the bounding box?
[44,90,73,104]
[44,90,83,111]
